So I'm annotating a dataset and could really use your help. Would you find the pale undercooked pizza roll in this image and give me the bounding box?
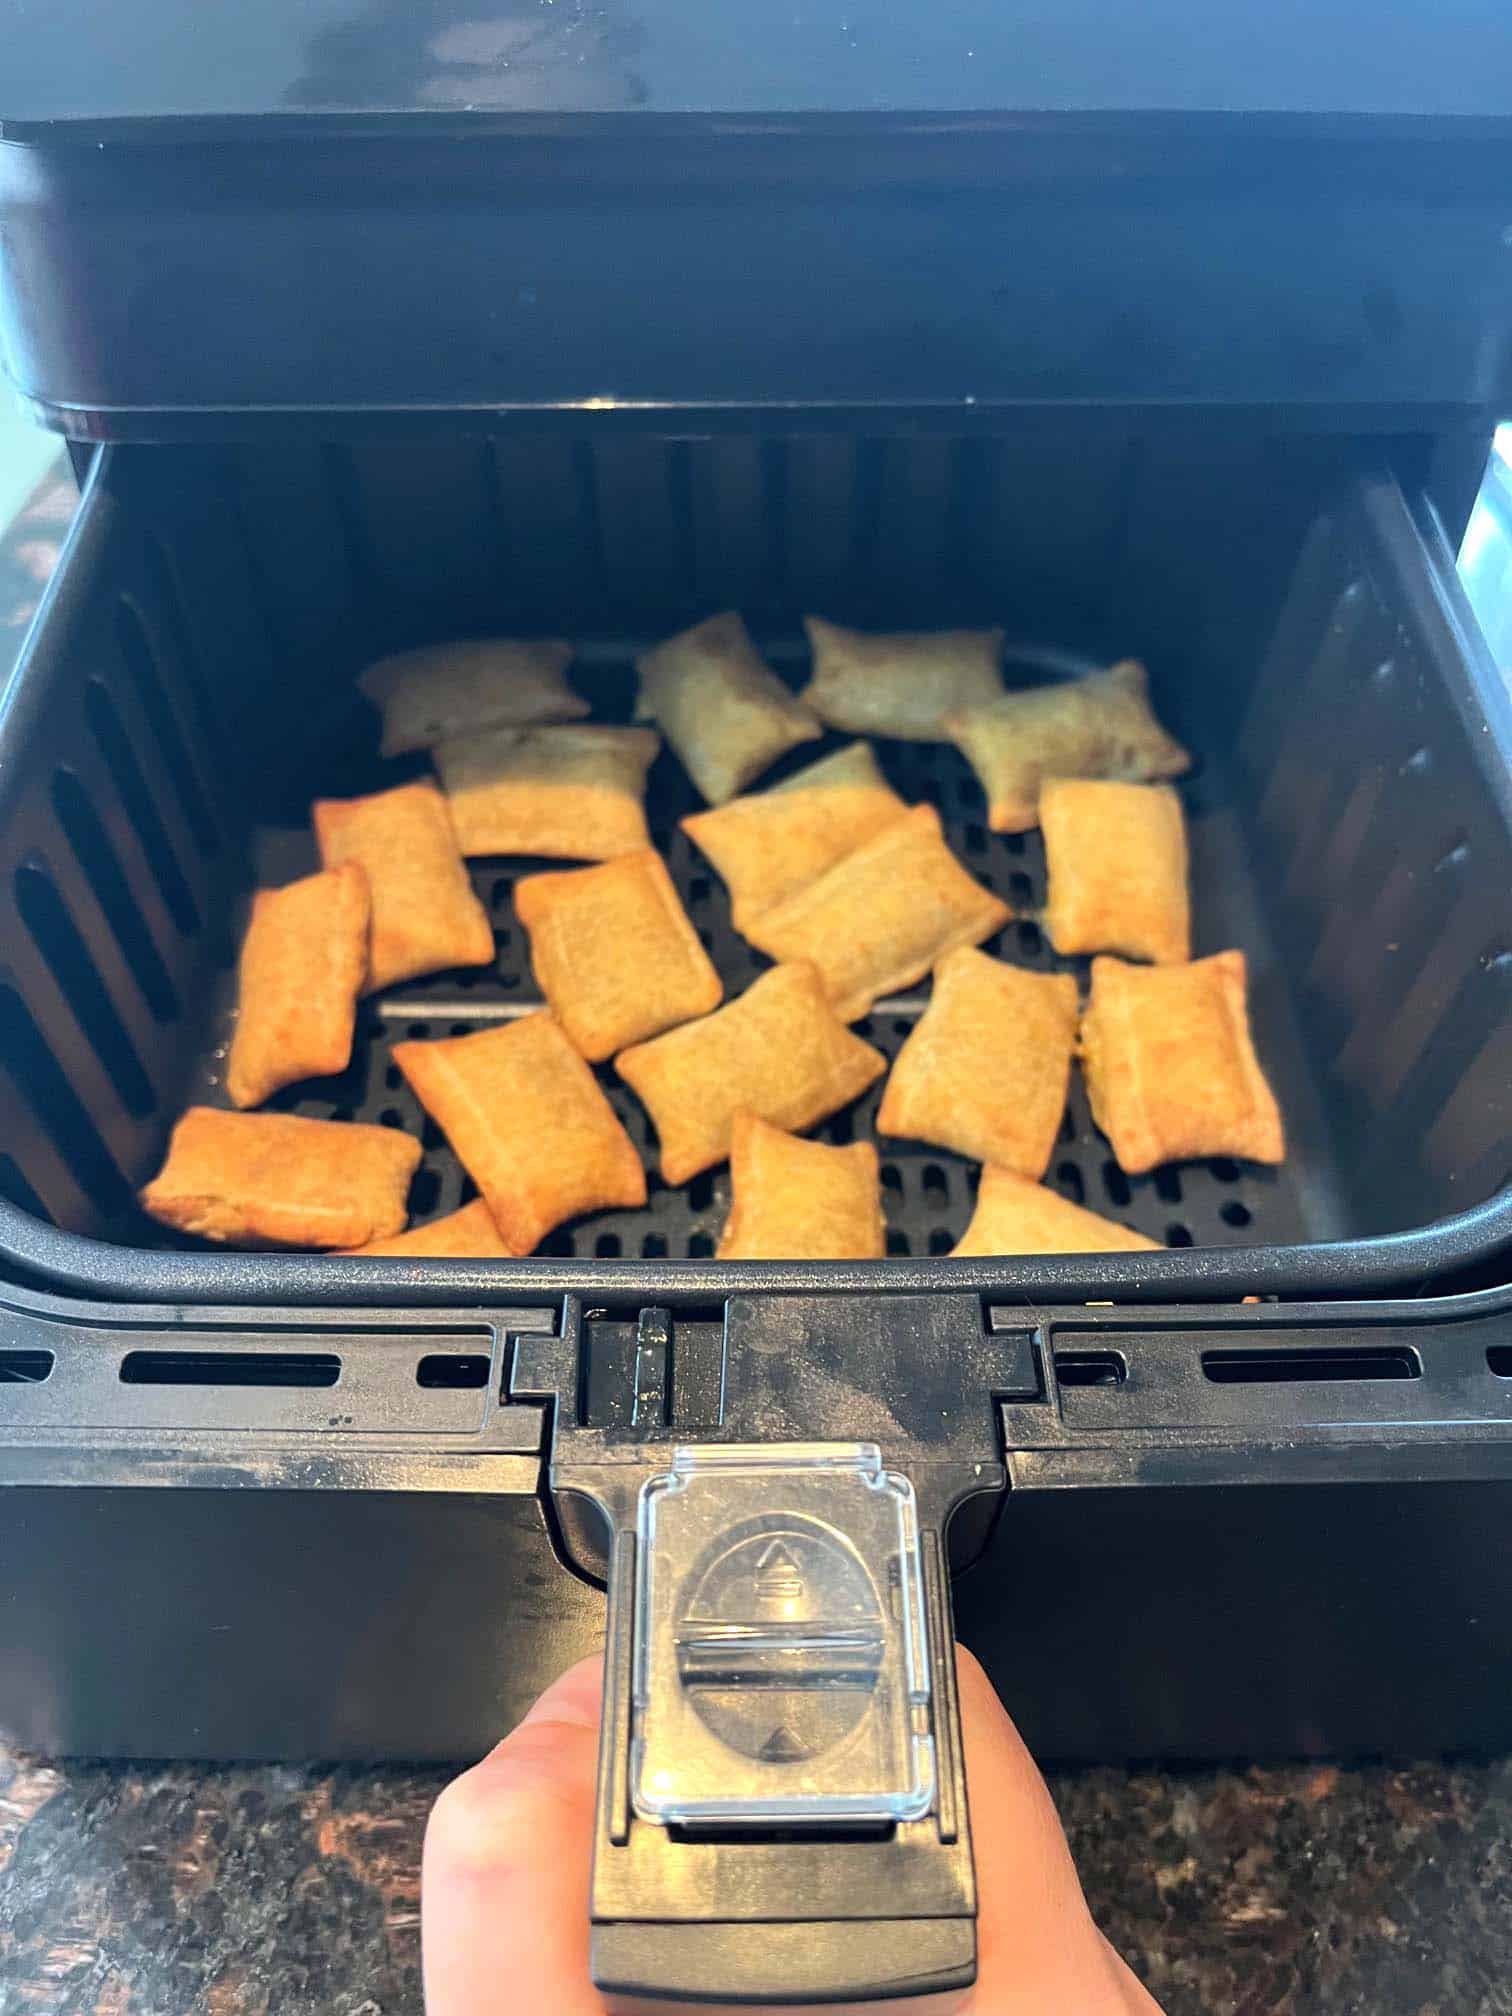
[514,850,723,1062]
[717,1113,885,1261]
[635,611,820,804]
[394,1013,645,1253]
[681,741,910,930]
[1041,778,1191,965]
[313,778,494,993]
[225,862,370,1109]
[951,1167,1160,1257]
[433,724,659,860]
[139,1107,420,1249]
[945,660,1191,834]
[800,616,1005,741]
[358,637,585,758]
[615,963,887,1185]
[339,1198,515,1259]
[877,947,1077,1178]
[1080,951,1285,1173]
[741,805,1012,1022]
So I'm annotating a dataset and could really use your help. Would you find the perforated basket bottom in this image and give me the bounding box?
[139,681,1331,1264]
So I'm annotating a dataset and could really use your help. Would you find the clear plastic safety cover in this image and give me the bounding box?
[631,1443,936,1829]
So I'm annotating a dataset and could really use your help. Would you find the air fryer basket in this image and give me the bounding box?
[0,430,1508,1304]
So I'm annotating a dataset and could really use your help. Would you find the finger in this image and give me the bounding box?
[423,1653,608,2016]
[956,1646,1160,2012]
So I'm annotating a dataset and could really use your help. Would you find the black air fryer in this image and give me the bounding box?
[3,4,1512,2005]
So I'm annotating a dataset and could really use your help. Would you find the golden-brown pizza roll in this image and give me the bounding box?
[313,778,494,993]
[951,1166,1160,1257]
[139,1107,420,1249]
[1080,951,1285,1173]
[945,660,1191,834]
[635,611,821,804]
[1040,778,1191,965]
[433,724,659,860]
[800,616,1005,741]
[877,947,1077,1178]
[717,1113,885,1260]
[616,963,887,1185]
[339,1198,516,1259]
[741,805,1012,1022]
[358,637,585,758]
[681,741,910,930]
[394,1013,646,1253]
[225,863,370,1109]
[514,850,723,1062]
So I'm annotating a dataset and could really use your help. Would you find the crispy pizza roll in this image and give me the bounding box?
[800,616,1005,741]
[358,637,585,758]
[681,741,910,930]
[433,724,659,860]
[877,947,1077,1178]
[340,1198,515,1259]
[1041,778,1191,965]
[515,850,723,1062]
[742,805,1012,1022]
[225,862,370,1108]
[635,611,821,804]
[140,1107,420,1249]
[1080,951,1285,1173]
[952,1166,1160,1257]
[717,1113,885,1261]
[394,1014,646,1253]
[945,660,1191,834]
[616,963,887,1185]
[313,778,494,993]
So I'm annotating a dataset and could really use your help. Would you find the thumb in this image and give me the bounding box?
[422,1653,608,2016]
[957,1646,1163,2013]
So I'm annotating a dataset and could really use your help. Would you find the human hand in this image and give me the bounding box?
[422,1646,1164,2014]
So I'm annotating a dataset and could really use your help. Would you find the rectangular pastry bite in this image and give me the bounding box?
[313,777,494,992]
[800,616,1005,741]
[433,723,659,860]
[945,660,1190,834]
[681,741,909,931]
[1080,950,1286,1173]
[1040,778,1191,965]
[615,962,887,1185]
[740,804,1012,1022]
[635,611,820,804]
[358,637,585,758]
[139,1107,421,1249]
[952,1167,1161,1257]
[515,849,723,1061]
[717,1113,885,1261]
[226,862,370,1108]
[877,947,1077,1178]
[340,1198,514,1259]
[394,1013,646,1253]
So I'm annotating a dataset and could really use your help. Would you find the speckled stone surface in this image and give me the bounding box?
[3,1740,1511,2016]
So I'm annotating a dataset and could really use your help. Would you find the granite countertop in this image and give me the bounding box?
[2,461,1511,2016]
[3,1741,1511,2016]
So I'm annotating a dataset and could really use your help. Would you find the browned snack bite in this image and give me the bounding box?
[226,862,370,1108]
[515,850,722,1062]
[313,778,493,992]
[395,1014,646,1254]
[140,1108,421,1249]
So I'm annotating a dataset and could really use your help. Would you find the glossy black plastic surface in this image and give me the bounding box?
[5,0,1512,128]
[4,1278,1512,1762]
[4,124,1512,437]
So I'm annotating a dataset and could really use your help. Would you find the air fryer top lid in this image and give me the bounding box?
[4,0,1512,131]
[3,0,1512,438]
